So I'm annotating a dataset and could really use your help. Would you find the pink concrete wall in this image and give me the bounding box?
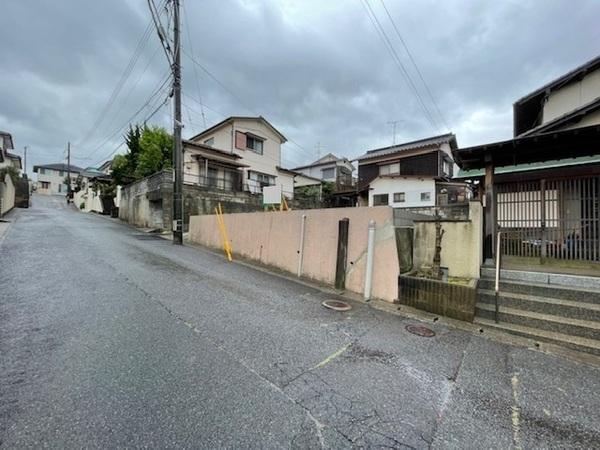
[188,207,399,302]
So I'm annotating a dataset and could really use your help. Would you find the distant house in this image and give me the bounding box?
[33,163,83,196]
[73,167,113,213]
[292,153,355,190]
[355,133,468,209]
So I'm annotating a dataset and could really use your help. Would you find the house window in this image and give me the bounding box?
[204,137,214,146]
[246,135,264,155]
[372,194,389,206]
[443,160,451,175]
[207,167,218,187]
[393,192,405,203]
[421,192,431,201]
[41,181,50,189]
[59,170,64,177]
[249,171,275,186]
[379,162,400,176]
[58,184,62,193]
[321,167,335,179]
[39,168,46,174]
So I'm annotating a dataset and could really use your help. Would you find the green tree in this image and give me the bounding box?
[135,126,173,178]
[110,154,131,186]
[124,125,142,175]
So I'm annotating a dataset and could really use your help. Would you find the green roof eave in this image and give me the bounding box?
[454,154,600,179]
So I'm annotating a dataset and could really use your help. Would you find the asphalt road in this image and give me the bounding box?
[1,194,600,449]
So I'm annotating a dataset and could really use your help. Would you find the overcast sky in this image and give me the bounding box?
[1,0,599,173]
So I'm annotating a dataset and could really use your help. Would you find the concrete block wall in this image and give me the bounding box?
[412,201,483,279]
[188,206,400,302]
[119,170,264,231]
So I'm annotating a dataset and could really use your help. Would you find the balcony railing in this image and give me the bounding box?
[183,172,243,192]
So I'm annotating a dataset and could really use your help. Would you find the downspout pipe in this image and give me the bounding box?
[364,219,376,301]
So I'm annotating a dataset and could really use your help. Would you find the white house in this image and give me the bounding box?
[184,116,319,200]
[33,163,83,196]
[72,167,112,213]
[292,153,355,189]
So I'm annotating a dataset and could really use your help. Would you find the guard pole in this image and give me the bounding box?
[297,214,307,277]
[364,220,376,301]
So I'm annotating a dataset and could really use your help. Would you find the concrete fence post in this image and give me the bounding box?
[335,218,350,290]
[364,219,376,301]
[297,214,307,277]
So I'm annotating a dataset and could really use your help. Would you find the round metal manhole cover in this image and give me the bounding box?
[322,300,352,312]
[405,324,436,337]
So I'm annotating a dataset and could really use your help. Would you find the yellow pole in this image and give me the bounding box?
[218,203,233,261]
[215,204,232,261]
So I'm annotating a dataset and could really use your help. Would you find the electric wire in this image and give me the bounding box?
[378,0,449,131]
[360,0,439,130]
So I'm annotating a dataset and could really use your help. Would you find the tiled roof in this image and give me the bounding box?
[355,133,457,162]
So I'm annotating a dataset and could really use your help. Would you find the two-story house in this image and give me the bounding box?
[292,153,355,190]
[33,163,83,195]
[355,133,467,209]
[184,116,319,200]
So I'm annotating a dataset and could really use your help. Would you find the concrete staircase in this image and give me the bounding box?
[476,268,600,356]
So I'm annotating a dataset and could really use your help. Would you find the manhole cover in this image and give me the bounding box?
[405,324,436,337]
[322,300,352,311]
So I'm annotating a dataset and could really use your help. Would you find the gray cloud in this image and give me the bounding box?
[1,0,599,171]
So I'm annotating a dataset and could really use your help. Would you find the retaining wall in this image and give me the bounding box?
[188,206,400,302]
[119,170,264,230]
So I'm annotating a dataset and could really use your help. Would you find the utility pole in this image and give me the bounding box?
[172,0,183,245]
[23,146,27,177]
[387,120,401,145]
[67,142,71,203]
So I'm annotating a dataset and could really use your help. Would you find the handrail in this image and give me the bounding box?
[494,231,502,323]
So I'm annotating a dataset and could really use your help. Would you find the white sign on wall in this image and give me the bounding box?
[263,185,282,204]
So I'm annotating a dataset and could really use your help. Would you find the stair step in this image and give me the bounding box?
[475,318,600,356]
[476,303,600,340]
[478,289,600,321]
[477,278,600,304]
[480,267,600,290]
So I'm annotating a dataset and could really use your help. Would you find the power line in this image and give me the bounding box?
[181,45,316,163]
[378,0,449,131]
[182,0,207,128]
[181,48,258,115]
[100,43,163,139]
[76,16,155,147]
[360,0,439,130]
[78,72,172,160]
[91,91,170,167]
